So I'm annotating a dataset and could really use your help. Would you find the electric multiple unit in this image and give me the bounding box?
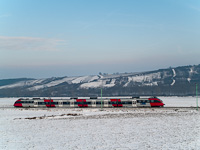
[14,97,165,108]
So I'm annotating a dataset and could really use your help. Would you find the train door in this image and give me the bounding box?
[132,100,137,107]
[34,100,38,107]
[23,101,29,107]
[104,100,108,107]
[58,101,63,107]
[70,100,74,107]
[92,100,96,107]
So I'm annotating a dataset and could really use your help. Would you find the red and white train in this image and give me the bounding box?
[14,96,164,108]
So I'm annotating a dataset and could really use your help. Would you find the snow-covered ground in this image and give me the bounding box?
[1,97,200,150]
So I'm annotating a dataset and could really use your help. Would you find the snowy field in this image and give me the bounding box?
[1,97,200,150]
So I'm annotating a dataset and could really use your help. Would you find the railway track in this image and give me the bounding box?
[0,106,199,109]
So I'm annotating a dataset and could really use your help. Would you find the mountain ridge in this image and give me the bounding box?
[0,64,200,97]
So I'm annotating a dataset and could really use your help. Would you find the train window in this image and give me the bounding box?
[96,102,103,104]
[150,100,161,103]
[122,101,128,104]
[38,102,44,105]
[63,102,70,105]
[75,102,89,104]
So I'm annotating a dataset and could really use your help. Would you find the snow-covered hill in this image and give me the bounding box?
[0,64,200,97]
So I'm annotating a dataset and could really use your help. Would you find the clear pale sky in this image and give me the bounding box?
[0,0,200,79]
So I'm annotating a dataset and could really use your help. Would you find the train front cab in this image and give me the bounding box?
[14,99,34,107]
[149,97,165,107]
[14,99,22,107]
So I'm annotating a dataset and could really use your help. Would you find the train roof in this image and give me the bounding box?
[18,96,153,100]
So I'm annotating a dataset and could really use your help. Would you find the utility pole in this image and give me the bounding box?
[196,83,198,111]
[101,88,103,111]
